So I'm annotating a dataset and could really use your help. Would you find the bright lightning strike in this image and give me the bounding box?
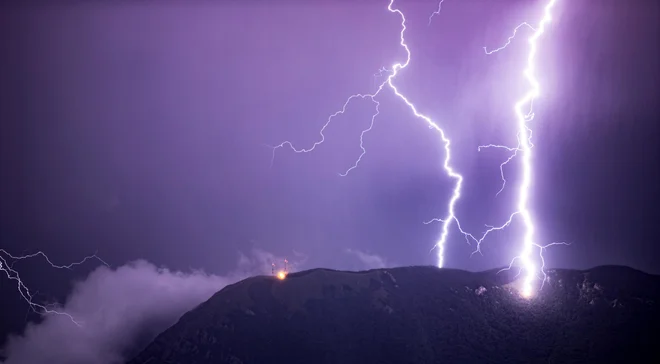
[480,0,563,298]
[270,0,466,268]
[0,248,108,326]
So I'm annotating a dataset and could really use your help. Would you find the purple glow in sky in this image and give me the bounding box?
[271,0,567,297]
[272,0,467,270]
[0,0,658,362]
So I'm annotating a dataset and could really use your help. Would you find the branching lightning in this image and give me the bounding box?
[270,0,570,283]
[270,0,465,268]
[483,22,537,55]
[478,0,570,297]
[0,248,108,326]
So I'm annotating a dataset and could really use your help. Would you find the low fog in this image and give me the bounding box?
[1,249,301,364]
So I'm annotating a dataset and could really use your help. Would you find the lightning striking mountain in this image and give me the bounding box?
[270,0,570,286]
[270,0,464,268]
[479,0,567,297]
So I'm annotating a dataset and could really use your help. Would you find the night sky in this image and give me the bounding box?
[0,0,658,361]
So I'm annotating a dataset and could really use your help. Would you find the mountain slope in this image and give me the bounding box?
[128,266,660,364]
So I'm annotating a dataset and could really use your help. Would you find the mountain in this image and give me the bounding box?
[128,266,660,364]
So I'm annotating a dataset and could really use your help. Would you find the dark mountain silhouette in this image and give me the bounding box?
[129,266,659,364]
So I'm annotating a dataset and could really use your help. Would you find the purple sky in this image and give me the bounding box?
[0,0,658,361]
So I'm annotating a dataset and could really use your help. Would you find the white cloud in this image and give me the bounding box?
[345,248,390,269]
[1,248,303,364]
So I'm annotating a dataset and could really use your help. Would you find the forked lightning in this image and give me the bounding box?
[479,0,569,297]
[270,0,465,268]
[0,248,108,326]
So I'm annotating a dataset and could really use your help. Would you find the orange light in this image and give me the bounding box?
[276,271,287,280]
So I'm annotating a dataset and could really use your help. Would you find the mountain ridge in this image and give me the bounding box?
[129,265,659,364]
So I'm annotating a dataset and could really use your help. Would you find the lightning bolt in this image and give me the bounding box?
[478,0,568,297]
[0,248,109,326]
[270,0,466,268]
[483,22,537,55]
[428,0,447,26]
